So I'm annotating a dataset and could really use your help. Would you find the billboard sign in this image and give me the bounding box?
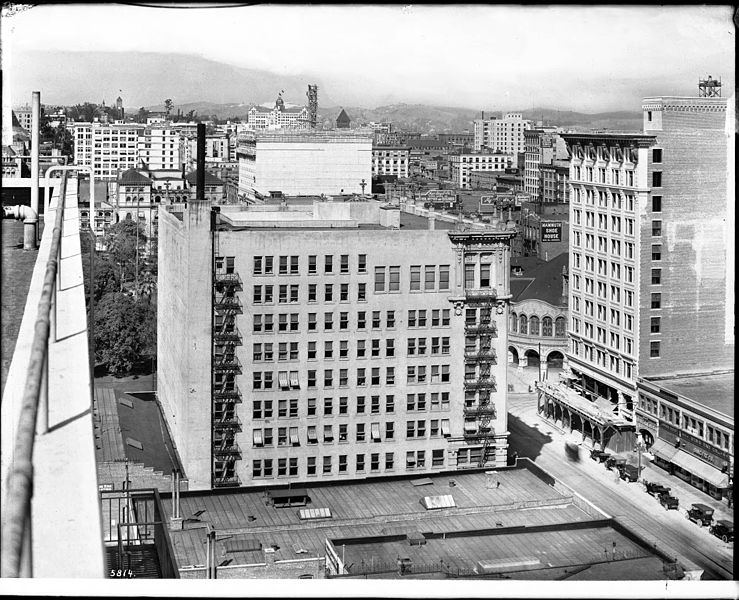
[540,221,563,242]
[422,189,457,207]
[479,195,496,213]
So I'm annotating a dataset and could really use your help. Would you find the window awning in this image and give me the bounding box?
[371,423,381,441]
[441,420,451,437]
[670,450,729,488]
[323,425,333,441]
[464,421,477,433]
[649,438,679,462]
[289,372,300,389]
[307,426,317,442]
[278,372,289,390]
[253,430,263,447]
[406,455,416,466]
[289,427,299,445]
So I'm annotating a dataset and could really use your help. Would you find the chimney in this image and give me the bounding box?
[30,91,40,247]
[481,110,485,120]
[264,547,276,566]
[196,123,206,200]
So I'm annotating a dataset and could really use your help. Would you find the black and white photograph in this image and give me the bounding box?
[0,3,735,597]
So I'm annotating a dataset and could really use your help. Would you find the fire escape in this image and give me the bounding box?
[463,291,498,466]
[212,263,243,487]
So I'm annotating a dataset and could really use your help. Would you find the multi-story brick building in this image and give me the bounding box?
[157,199,516,490]
[524,128,569,203]
[372,145,410,178]
[181,133,230,168]
[539,162,570,204]
[73,121,145,180]
[449,151,514,190]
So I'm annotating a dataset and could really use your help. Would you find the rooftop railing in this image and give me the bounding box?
[1,172,104,578]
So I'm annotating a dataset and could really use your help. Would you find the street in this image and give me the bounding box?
[506,380,734,580]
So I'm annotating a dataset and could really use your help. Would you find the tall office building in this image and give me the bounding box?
[158,199,516,490]
[73,122,145,180]
[474,112,532,154]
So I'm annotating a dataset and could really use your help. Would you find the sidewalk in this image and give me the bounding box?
[508,389,734,525]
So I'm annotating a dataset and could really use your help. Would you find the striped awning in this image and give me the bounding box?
[289,427,299,445]
[253,430,263,447]
[649,438,679,462]
[278,372,289,390]
[671,450,729,488]
[289,372,300,389]
[464,421,477,433]
[371,423,381,441]
[441,420,451,437]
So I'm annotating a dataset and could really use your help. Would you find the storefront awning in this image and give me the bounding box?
[671,450,729,488]
[649,439,679,462]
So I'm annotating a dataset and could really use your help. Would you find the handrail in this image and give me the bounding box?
[1,173,67,577]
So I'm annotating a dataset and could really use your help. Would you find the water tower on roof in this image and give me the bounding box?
[698,75,722,97]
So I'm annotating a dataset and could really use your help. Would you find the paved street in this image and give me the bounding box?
[505,369,734,580]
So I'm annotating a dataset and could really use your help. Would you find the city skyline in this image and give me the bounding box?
[2,4,735,112]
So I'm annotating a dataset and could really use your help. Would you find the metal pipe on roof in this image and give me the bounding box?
[31,91,40,247]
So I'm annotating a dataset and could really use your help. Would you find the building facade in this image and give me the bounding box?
[474,113,532,154]
[158,199,515,490]
[247,95,310,131]
[539,162,570,204]
[519,201,570,260]
[236,130,373,201]
[372,145,410,178]
[524,128,568,203]
[449,151,514,190]
[137,126,181,171]
[73,122,145,180]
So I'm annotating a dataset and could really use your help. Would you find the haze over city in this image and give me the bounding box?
[2,4,735,111]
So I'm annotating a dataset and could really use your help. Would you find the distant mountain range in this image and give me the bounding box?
[144,101,643,134]
[12,50,643,132]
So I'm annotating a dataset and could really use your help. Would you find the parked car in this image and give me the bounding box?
[708,520,733,543]
[658,492,679,510]
[605,456,627,470]
[619,464,639,482]
[644,481,671,497]
[590,449,608,462]
[686,503,715,526]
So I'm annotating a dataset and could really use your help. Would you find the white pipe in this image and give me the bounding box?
[3,205,38,250]
[45,165,93,217]
[31,92,40,218]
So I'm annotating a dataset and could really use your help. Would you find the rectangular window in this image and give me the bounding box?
[439,265,450,290]
[279,255,288,275]
[652,171,662,187]
[424,265,435,290]
[385,452,394,471]
[308,255,317,274]
[650,341,660,357]
[356,454,365,471]
[410,266,421,291]
[652,148,662,163]
[374,266,386,292]
[372,311,381,328]
[308,313,317,331]
[358,254,367,273]
[386,310,396,328]
[357,283,367,302]
[325,255,333,274]
[650,317,661,333]
[340,254,349,273]
[651,269,661,285]
[389,266,400,292]
[651,293,661,309]
[652,220,662,236]
[652,196,662,212]
[386,395,395,413]
[339,455,348,472]
[356,395,366,414]
[356,423,366,442]
[324,312,333,331]
[323,456,332,473]
[340,283,349,302]
[308,370,317,388]
[324,284,333,302]
[651,245,661,261]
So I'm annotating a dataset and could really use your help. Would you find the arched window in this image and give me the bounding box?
[529,316,540,336]
[125,213,132,220]
[519,314,528,334]
[126,196,131,202]
[542,317,553,336]
[555,317,566,337]
[511,312,517,332]
[155,195,161,203]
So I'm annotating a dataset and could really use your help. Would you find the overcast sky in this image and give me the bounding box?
[2,3,735,111]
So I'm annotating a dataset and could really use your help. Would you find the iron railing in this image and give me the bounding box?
[1,173,67,577]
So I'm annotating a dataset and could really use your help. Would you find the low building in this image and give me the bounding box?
[449,151,514,190]
[519,201,569,260]
[637,372,733,502]
[508,254,569,374]
[247,94,310,131]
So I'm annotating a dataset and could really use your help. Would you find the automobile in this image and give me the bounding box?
[594,451,612,464]
[590,449,608,461]
[686,503,715,526]
[619,464,639,482]
[644,481,671,497]
[708,520,733,543]
[605,456,627,470]
[658,492,680,510]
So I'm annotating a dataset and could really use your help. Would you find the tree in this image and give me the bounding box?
[164,98,174,117]
[94,292,156,376]
[103,219,147,287]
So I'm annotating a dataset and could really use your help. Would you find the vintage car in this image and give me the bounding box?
[708,520,733,543]
[618,464,639,482]
[686,503,715,526]
[658,492,680,510]
[590,449,609,462]
[605,455,627,471]
[644,481,671,497]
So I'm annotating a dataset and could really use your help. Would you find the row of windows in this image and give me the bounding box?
[510,314,566,336]
[251,309,452,333]
[375,265,450,293]
[639,398,732,452]
[253,254,366,276]
[570,299,635,330]
[251,449,446,478]
[252,392,451,419]
[572,166,636,187]
[570,318,635,355]
[251,337,450,362]
[572,188,636,210]
[570,340,634,378]
[252,365,452,390]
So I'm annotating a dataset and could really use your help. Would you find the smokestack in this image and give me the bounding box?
[481,110,484,120]
[31,91,40,246]
[196,123,205,200]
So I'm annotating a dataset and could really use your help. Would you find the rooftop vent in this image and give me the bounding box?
[420,495,456,510]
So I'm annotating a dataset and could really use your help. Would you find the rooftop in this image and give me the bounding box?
[510,253,569,306]
[641,372,734,420]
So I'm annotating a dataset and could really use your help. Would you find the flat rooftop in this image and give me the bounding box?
[643,372,734,419]
[159,464,677,579]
